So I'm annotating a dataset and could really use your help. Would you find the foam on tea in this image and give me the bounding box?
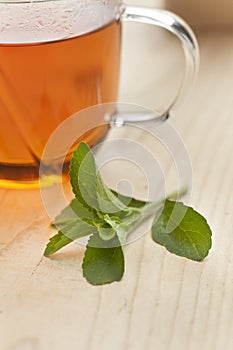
[0,0,119,43]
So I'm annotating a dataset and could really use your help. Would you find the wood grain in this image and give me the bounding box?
[1,25,233,350]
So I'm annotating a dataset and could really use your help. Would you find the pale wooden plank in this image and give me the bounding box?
[0,189,48,248]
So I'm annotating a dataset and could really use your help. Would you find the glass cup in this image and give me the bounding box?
[0,0,198,188]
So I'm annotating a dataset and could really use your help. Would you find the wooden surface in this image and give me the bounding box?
[1,24,233,350]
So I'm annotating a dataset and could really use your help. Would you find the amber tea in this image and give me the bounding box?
[0,6,121,185]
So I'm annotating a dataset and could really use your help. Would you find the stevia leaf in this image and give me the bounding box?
[82,234,124,285]
[52,198,96,229]
[44,219,97,256]
[69,142,97,214]
[70,142,126,214]
[44,232,73,257]
[152,200,212,261]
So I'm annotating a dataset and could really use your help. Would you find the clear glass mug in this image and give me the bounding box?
[0,0,198,188]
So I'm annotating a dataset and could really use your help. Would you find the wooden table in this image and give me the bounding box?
[1,24,233,350]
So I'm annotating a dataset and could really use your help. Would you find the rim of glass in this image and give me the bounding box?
[0,0,120,4]
[0,0,67,3]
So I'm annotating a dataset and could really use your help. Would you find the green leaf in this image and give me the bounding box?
[152,200,212,261]
[44,219,97,256]
[82,234,124,285]
[52,198,96,229]
[44,232,73,257]
[69,142,97,214]
[70,142,127,214]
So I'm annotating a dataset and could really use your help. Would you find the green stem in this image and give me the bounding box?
[120,186,189,243]
[133,186,189,216]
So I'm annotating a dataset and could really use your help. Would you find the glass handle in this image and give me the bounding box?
[118,6,199,123]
